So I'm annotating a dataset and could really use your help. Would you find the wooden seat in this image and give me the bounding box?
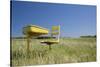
[41,40,59,44]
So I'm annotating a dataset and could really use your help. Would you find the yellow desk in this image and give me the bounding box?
[23,25,49,58]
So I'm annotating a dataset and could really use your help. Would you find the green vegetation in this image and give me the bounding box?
[80,35,96,38]
[11,38,96,66]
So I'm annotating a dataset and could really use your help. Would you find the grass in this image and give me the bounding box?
[11,38,96,66]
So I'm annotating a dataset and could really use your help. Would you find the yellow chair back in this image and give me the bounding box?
[51,25,60,42]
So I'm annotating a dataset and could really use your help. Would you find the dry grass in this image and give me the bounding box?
[11,38,96,66]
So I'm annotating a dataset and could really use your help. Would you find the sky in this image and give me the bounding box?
[11,1,96,37]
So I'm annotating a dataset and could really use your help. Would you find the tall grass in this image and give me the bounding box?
[11,38,96,66]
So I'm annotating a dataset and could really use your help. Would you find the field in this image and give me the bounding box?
[11,38,96,66]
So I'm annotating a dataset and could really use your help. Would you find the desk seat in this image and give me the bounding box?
[41,40,59,44]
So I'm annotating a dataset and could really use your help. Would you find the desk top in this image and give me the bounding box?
[23,25,49,36]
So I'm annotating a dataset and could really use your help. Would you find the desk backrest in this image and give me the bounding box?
[51,25,60,41]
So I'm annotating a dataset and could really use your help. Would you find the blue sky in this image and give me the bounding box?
[11,1,96,37]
